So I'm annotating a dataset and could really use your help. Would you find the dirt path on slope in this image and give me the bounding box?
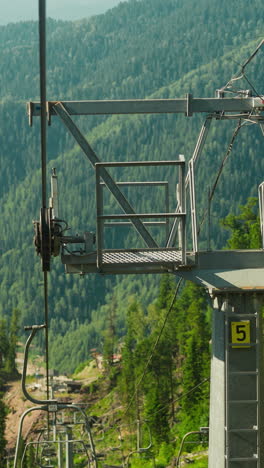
[4,380,43,451]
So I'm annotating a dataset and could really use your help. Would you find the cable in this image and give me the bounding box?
[220,38,264,94]
[197,119,243,236]
[241,38,264,73]
[43,271,49,402]
[39,0,47,210]
[151,377,210,417]
[124,278,183,416]
[243,73,263,101]
[38,0,50,428]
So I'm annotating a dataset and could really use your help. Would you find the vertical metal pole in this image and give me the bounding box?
[166,118,211,248]
[57,433,63,468]
[38,0,47,209]
[38,0,50,437]
[207,187,211,251]
[165,183,170,242]
[177,183,182,250]
[50,168,59,218]
[95,164,103,269]
[66,427,73,468]
[52,387,57,443]
[258,183,264,249]
[189,160,198,252]
[180,155,186,263]
[136,420,140,453]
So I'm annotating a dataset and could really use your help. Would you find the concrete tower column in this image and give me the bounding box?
[208,292,264,468]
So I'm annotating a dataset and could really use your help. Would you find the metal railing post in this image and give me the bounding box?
[95,164,104,269]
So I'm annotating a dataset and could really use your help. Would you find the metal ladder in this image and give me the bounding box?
[225,306,260,467]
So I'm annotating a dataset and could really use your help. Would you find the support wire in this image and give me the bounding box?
[124,278,183,416]
[38,0,49,404]
[39,0,47,209]
[197,119,243,237]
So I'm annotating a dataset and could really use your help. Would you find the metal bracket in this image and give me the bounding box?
[185,93,193,117]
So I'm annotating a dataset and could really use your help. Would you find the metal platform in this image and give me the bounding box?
[101,249,183,264]
[177,250,264,291]
[62,248,187,275]
[62,250,264,289]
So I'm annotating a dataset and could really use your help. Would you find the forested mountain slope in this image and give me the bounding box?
[0,0,263,372]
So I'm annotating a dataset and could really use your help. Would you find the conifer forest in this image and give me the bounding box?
[0,0,263,466]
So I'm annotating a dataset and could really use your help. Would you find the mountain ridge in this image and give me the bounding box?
[0,0,263,371]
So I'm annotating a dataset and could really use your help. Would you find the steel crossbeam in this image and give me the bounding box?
[28,96,264,119]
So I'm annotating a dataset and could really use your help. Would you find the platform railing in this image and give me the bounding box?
[95,159,186,270]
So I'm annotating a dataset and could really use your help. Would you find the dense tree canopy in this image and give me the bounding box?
[0,0,263,373]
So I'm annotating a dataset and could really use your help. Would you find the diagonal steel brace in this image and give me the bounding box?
[54,102,158,248]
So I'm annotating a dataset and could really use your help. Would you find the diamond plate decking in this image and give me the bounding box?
[62,248,186,274]
[101,249,183,264]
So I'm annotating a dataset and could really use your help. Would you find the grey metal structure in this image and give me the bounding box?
[29,94,264,276]
[208,291,264,468]
[28,96,264,118]
[14,325,98,468]
[28,40,264,468]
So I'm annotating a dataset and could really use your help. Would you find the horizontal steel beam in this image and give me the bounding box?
[62,250,264,286]
[105,221,167,226]
[98,212,186,219]
[100,181,168,186]
[28,96,264,118]
[95,160,184,167]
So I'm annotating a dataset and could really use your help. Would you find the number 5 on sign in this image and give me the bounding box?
[231,321,251,348]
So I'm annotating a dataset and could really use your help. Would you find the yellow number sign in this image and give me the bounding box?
[231,321,251,348]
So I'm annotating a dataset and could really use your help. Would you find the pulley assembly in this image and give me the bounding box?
[33,207,62,271]
[33,168,95,271]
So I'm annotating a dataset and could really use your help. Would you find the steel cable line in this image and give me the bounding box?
[197,40,264,237]
[220,38,264,93]
[150,377,210,418]
[197,119,243,237]
[124,277,183,416]
[38,0,49,404]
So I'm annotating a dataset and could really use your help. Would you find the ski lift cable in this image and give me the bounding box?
[197,118,243,237]
[150,377,210,417]
[38,0,50,407]
[220,38,264,93]
[198,41,264,237]
[124,278,183,416]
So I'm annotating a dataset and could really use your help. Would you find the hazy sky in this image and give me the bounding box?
[0,0,122,25]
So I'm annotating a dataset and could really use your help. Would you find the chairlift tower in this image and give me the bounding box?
[29,16,264,466]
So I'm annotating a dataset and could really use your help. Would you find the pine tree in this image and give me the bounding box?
[175,282,211,435]
[120,298,146,420]
[0,320,8,371]
[103,296,117,369]
[5,309,20,375]
[221,197,261,249]
[143,275,178,443]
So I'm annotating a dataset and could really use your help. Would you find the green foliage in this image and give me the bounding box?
[0,2,263,463]
[0,309,20,377]
[74,359,91,375]
[0,0,263,374]
[5,308,20,375]
[117,277,211,454]
[221,197,261,249]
